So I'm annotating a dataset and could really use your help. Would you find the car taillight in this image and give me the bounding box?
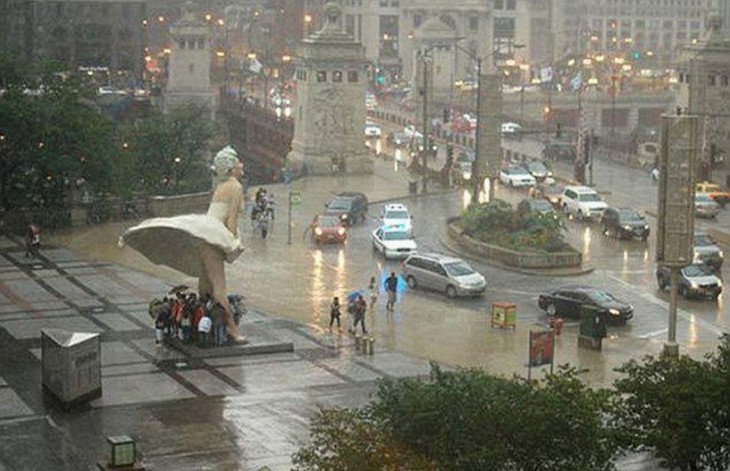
[337,227,345,235]
[314,227,322,236]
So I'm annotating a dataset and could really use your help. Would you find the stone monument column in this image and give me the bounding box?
[286,3,372,175]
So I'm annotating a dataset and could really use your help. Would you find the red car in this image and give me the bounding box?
[311,214,348,244]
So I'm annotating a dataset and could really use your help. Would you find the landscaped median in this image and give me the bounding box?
[445,199,583,269]
[447,216,582,268]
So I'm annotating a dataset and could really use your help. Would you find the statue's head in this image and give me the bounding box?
[213,145,240,177]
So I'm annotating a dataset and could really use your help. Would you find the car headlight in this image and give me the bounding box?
[693,252,701,263]
[690,280,699,289]
[719,250,724,259]
[717,279,723,288]
[337,227,346,236]
[623,225,632,230]
[644,225,649,229]
[341,214,348,220]
[609,308,621,316]
[314,227,322,236]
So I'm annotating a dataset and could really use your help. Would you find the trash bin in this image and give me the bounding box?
[42,328,101,409]
[408,180,418,194]
[578,305,606,351]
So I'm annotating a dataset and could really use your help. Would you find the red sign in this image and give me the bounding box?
[529,330,554,367]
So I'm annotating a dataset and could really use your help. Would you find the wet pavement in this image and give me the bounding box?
[1,149,726,469]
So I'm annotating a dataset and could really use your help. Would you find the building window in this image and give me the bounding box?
[469,16,478,31]
[708,75,716,86]
[188,64,194,74]
[317,71,327,82]
[413,15,421,28]
[506,0,516,9]
[333,71,343,82]
[297,69,307,81]
[197,38,205,49]
[379,0,387,6]
[178,40,186,49]
[721,75,729,86]
[348,71,358,82]
[494,0,504,9]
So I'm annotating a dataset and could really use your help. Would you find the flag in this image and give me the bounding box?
[540,67,553,83]
[249,58,263,74]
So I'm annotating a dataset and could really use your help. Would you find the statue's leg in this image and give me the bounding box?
[198,244,244,341]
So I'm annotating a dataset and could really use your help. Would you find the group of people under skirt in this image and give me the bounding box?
[328,273,400,335]
[150,291,246,348]
[119,145,249,344]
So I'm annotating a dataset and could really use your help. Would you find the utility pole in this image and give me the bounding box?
[420,50,431,193]
[472,57,484,200]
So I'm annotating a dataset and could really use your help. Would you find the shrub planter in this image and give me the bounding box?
[447,216,582,269]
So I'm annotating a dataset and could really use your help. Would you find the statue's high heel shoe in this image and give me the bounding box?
[229,335,249,345]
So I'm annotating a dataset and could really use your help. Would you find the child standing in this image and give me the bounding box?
[329,297,342,331]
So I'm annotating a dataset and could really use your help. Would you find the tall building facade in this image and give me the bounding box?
[551,0,711,67]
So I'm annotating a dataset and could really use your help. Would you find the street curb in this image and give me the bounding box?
[369,186,457,206]
[438,229,595,277]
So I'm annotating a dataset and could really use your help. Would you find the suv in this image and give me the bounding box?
[561,186,608,220]
[325,192,369,226]
[693,232,724,273]
[380,203,412,233]
[401,253,486,298]
[601,207,650,240]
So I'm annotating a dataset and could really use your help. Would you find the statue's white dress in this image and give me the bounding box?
[118,202,244,277]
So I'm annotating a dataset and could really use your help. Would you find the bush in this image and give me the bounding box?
[460,199,572,253]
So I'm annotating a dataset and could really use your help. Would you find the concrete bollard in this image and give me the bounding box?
[366,337,375,355]
[354,334,363,351]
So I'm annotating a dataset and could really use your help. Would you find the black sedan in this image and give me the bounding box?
[656,264,722,300]
[538,286,634,325]
[325,192,369,226]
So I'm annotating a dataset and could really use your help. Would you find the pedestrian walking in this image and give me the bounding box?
[384,272,398,311]
[352,294,368,335]
[367,276,379,309]
[25,223,40,258]
[329,297,342,331]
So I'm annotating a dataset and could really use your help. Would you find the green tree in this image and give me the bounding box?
[294,364,616,471]
[0,56,120,211]
[612,335,730,471]
[120,105,213,195]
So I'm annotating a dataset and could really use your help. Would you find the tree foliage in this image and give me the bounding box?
[119,105,214,195]
[293,364,616,471]
[460,199,571,253]
[611,335,730,471]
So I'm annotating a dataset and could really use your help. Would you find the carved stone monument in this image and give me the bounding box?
[286,3,372,175]
[164,2,215,114]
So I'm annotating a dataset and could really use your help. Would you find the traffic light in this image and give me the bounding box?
[375,69,385,86]
[443,108,449,123]
[556,123,563,139]
[446,144,454,162]
[632,51,640,61]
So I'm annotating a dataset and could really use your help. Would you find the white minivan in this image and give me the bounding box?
[561,185,608,220]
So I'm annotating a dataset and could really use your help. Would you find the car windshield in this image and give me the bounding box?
[318,216,340,227]
[509,167,530,175]
[578,193,602,202]
[328,198,353,210]
[532,200,553,211]
[383,231,411,241]
[385,210,409,219]
[684,265,712,277]
[694,234,715,246]
[444,261,475,276]
[586,290,617,304]
[618,209,643,221]
[696,194,713,203]
[528,162,548,173]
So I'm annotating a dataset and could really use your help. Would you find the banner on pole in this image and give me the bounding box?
[529,329,554,367]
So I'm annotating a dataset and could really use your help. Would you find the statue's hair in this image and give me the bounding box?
[213,146,239,177]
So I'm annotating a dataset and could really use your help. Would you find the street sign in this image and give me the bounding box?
[656,115,697,267]
[289,191,301,206]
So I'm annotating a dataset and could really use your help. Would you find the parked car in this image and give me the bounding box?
[561,185,608,220]
[695,181,730,207]
[401,253,486,298]
[403,125,423,140]
[325,192,369,226]
[517,198,557,218]
[538,286,634,325]
[364,121,382,138]
[499,166,537,187]
[455,151,474,179]
[380,203,412,234]
[695,193,720,219]
[387,131,414,148]
[501,122,522,135]
[656,264,722,300]
[372,225,417,259]
[310,214,348,244]
[521,160,553,182]
[693,232,724,272]
[601,207,650,240]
